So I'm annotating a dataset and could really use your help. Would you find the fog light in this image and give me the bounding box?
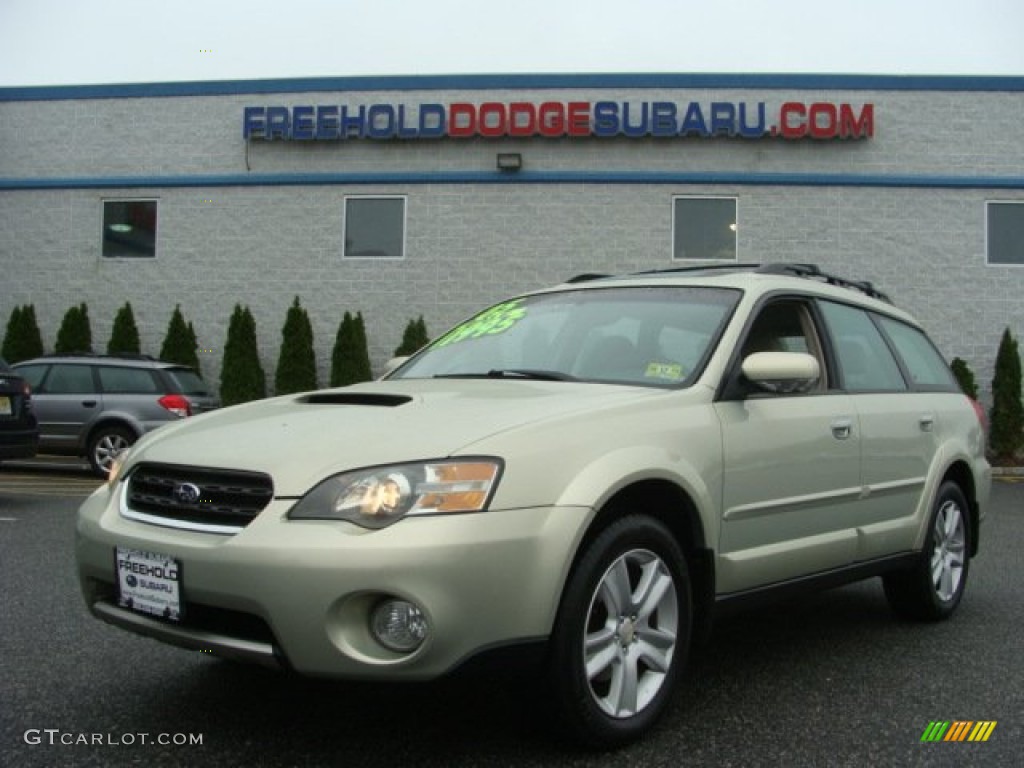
[370,599,429,653]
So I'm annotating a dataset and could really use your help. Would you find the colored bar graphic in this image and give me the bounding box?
[968,722,998,742]
[921,720,997,742]
[921,722,949,741]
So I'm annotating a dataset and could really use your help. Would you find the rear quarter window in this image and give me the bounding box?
[876,317,958,391]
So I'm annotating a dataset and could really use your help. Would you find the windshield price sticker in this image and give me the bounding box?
[115,547,183,622]
[433,300,527,348]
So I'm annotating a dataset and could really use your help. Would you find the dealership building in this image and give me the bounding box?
[1,74,1022,396]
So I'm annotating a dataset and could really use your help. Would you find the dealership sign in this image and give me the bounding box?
[243,100,874,141]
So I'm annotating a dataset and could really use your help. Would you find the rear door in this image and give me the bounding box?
[817,301,941,559]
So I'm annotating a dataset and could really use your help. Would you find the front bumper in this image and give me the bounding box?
[76,483,591,680]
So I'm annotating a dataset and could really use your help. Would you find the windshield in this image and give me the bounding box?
[392,286,739,388]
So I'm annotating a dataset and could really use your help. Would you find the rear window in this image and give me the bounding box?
[164,368,210,396]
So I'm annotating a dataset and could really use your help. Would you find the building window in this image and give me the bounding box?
[673,196,737,261]
[987,201,1024,265]
[102,200,157,258]
[343,196,406,259]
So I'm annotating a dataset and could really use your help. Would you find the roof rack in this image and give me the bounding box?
[565,262,891,303]
[756,263,892,302]
[566,273,610,284]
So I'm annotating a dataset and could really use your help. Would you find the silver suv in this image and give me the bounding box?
[75,264,990,747]
[15,355,218,476]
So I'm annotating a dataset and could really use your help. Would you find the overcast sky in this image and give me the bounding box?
[1,0,1022,87]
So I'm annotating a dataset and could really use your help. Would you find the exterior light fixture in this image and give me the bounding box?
[496,153,523,172]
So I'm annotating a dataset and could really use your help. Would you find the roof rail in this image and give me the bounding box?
[756,263,892,302]
[632,263,765,277]
[36,352,162,361]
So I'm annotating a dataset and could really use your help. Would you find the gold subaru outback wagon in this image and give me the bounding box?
[76,264,990,747]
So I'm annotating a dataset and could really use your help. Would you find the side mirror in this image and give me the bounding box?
[741,352,820,395]
[380,356,409,379]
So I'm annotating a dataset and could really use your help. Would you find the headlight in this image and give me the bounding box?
[288,459,503,529]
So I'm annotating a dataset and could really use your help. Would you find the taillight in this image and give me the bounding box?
[968,397,987,432]
[22,380,31,397]
[158,394,192,418]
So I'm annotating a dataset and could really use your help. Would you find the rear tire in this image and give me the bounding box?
[883,481,970,621]
[546,515,690,749]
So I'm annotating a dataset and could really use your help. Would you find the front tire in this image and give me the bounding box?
[547,515,691,749]
[883,481,970,621]
[87,425,135,477]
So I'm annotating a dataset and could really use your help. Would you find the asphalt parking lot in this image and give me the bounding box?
[1,461,1021,767]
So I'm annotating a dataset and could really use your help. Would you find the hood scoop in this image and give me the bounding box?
[298,392,412,407]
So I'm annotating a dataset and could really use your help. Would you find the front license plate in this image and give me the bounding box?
[115,547,183,622]
[0,396,11,416]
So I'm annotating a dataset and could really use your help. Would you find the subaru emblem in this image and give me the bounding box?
[173,482,202,505]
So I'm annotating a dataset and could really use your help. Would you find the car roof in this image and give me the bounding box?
[542,262,918,326]
[12,354,190,370]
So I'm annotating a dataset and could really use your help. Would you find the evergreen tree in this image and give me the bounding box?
[55,303,93,354]
[950,357,978,400]
[20,305,44,360]
[990,328,1024,462]
[186,322,201,375]
[107,301,141,356]
[160,305,200,371]
[2,306,24,362]
[220,305,266,406]
[330,311,373,386]
[274,297,317,395]
[394,315,430,356]
[354,312,373,380]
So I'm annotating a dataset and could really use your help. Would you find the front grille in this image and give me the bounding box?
[123,462,274,533]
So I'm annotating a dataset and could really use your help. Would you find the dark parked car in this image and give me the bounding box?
[13,355,219,476]
[0,356,39,463]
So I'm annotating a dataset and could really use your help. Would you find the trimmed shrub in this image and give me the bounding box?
[220,304,266,406]
[330,311,373,386]
[394,315,430,356]
[989,328,1024,463]
[160,305,201,372]
[107,301,141,356]
[274,297,317,395]
[3,305,44,363]
[950,357,979,400]
[55,303,93,354]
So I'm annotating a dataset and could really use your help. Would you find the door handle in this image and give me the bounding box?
[919,414,935,432]
[81,400,97,408]
[831,418,853,440]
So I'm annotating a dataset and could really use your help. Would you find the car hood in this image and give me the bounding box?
[123,378,657,496]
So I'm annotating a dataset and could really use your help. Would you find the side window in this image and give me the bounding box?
[876,317,957,391]
[43,364,95,394]
[740,300,826,392]
[819,302,906,392]
[97,366,160,394]
[14,364,49,390]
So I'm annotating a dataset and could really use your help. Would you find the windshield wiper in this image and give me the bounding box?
[433,369,576,382]
[487,369,577,381]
